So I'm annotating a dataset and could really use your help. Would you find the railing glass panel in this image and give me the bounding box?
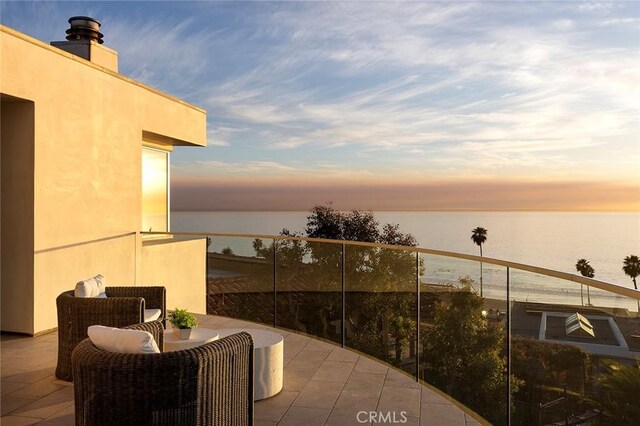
[142,232,640,425]
[275,239,343,345]
[344,244,418,376]
[207,236,275,325]
[419,253,509,425]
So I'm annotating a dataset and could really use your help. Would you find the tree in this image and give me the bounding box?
[597,359,640,423]
[304,204,349,241]
[575,259,595,278]
[302,203,417,246]
[622,255,640,291]
[575,259,594,306]
[471,227,488,297]
[213,204,420,342]
[623,255,640,316]
[279,203,421,364]
[421,280,507,423]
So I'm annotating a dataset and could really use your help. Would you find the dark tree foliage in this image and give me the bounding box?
[269,204,421,364]
[576,259,595,278]
[421,288,507,424]
[511,337,593,424]
[622,255,640,290]
[301,203,418,246]
[598,359,640,424]
[303,204,344,240]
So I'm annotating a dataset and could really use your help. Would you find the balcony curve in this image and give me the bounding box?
[142,231,640,300]
[143,231,640,425]
[0,313,480,425]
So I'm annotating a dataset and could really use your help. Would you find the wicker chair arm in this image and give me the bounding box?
[186,332,254,424]
[71,331,254,425]
[106,286,166,318]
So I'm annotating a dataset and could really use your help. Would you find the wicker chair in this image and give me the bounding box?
[72,321,254,426]
[56,286,166,381]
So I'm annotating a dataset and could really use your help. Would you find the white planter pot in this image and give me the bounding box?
[173,327,193,340]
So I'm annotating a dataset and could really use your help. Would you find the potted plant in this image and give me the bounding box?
[168,308,198,340]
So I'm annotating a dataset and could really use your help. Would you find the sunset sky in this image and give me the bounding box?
[3,1,639,211]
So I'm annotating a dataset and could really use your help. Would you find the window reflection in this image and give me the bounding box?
[142,147,168,232]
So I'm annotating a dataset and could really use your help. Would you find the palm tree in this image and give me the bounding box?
[623,255,640,290]
[471,227,488,296]
[623,255,640,315]
[575,259,594,306]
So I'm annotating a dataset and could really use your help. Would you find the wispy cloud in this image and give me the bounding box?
[3,1,638,210]
[174,2,638,185]
[172,159,374,181]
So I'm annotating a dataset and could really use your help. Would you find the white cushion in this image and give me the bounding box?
[74,274,106,298]
[144,308,162,322]
[88,325,160,354]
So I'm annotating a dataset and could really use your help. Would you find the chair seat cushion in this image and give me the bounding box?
[74,274,106,298]
[88,325,160,354]
[144,308,162,322]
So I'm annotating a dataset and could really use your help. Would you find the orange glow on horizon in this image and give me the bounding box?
[171,177,640,212]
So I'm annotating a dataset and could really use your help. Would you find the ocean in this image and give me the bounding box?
[172,211,640,309]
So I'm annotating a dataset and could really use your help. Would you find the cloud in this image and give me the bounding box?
[4,1,638,201]
[106,18,225,91]
[579,3,614,13]
[175,1,638,184]
[172,159,375,181]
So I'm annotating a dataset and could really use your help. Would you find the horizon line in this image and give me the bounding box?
[171,209,640,213]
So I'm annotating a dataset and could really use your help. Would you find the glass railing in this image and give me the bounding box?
[143,231,640,425]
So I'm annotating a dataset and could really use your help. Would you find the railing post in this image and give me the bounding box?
[273,239,277,329]
[341,243,346,349]
[506,266,511,426]
[205,235,210,312]
[415,251,420,382]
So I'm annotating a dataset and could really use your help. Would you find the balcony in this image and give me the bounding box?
[1,314,473,425]
[2,231,639,425]
[154,232,640,424]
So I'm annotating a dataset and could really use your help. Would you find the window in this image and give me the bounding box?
[142,146,169,232]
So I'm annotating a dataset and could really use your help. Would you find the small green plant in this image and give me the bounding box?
[169,308,198,329]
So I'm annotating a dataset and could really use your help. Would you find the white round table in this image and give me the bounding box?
[163,328,220,352]
[217,328,284,400]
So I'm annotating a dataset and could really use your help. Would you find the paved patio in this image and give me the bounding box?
[1,314,481,425]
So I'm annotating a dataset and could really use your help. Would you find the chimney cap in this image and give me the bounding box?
[68,16,101,25]
[66,16,104,44]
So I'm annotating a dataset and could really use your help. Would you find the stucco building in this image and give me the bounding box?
[1,18,208,335]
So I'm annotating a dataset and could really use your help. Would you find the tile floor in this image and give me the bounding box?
[1,314,482,425]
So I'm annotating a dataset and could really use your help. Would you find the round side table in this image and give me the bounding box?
[217,328,284,400]
[163,328,220,352]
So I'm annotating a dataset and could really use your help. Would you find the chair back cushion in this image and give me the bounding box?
[74,274,106,298]
[88,325,160,354]
[143,309,162,322]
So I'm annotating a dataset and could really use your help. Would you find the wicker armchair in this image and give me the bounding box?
[72,321,254,426]
[56,286,166,381]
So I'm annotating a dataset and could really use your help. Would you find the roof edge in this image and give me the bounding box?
[0,25,207,115]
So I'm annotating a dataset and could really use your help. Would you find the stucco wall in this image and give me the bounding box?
[33,233,139,333]
[0,27,207,334]
[140,239,207,314]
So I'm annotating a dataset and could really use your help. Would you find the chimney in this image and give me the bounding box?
[51,16,118,72]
